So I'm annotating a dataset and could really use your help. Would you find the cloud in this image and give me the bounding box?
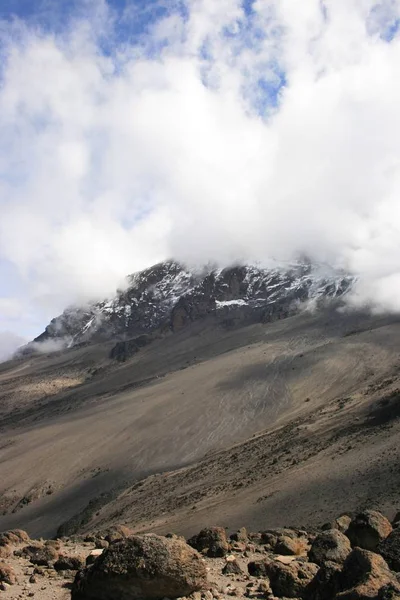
[1,0,400,339]
[0,330,26,362]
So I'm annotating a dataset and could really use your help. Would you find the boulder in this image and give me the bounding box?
[104,524,135,544]
[336,547,399,599]
[248,560,270,577]
[249,559,318,598]
[263,559,319,598]
[222,558,243,575]
[346,511,392,551]
[17,543,59,566]
[54,554,86,571]
[71,534,208,600]
[230,527,248,543]
[309,529,351,565]
[188,527,229,558]
[306,560,342,600]
[0,564,16,585]
[379,528,400,571]
[0,546,11,559]
[322,515,352,534]
[0,529,30,546]
[275,535,307,556]
[86,549,104,566]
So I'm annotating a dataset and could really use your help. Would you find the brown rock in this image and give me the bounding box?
[230,528,248,543]
[346,511,392,551]
[322,516,352,534]
[0,564,16,585]
[103,524,135,544]
[222,559,243,576]
[379,528,400,571]
[248,561,270,577]
[18,544,59,566]
[337,547,399,599]
[307,560,341,600]
[0,546,11,559]
[0,529,30,546]
[71,534,208,600]
[54,554,86,571]
[275,535,307,556]
[263,559,319,598]
[309,529,351,565]
[188,527,229,558]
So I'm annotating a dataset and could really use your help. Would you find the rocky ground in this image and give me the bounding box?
[1,509,400,599]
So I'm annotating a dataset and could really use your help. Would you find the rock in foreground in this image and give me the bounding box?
[71,533,208,600]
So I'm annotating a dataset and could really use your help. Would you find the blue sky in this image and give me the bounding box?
[1,0,400,358]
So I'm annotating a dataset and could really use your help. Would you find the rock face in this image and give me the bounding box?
[309,529,351,565]
[188,527,230,558]
[22,260,352,354]
[346,511,393,551]
[71,534,208,600]
[378,528,400,572]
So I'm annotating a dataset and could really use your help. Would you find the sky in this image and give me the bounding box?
[1,0,400,359]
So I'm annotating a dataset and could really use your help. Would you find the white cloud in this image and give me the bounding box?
[1,0,400,339]
[0,331,26,362]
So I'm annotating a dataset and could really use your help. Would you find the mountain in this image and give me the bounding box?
[5,258,400,544]
[29,260,353,356]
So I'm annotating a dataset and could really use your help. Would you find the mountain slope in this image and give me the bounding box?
[1,303,400,538]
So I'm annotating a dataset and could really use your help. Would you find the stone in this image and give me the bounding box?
[17,544,59,566]
[379,528,400,571]
[262,559,319,598]
[188,527,229,558]
[85,549,104,566]
[307,560,341,600]
[337,547,399,599]
[103,524,135,544]
[222,559,243,576]
[275,535,306,556]
[346,511,392,551]
[230,528,248,543]
[54,554,86,571]
[71,533,208,600]
[0,564,16,585]
[309,529,351,565]
[322,516,352,534]
[0,529,30,546]
[0,546,11,559]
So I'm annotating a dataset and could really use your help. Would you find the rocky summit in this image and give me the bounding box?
[23,260,352,356]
